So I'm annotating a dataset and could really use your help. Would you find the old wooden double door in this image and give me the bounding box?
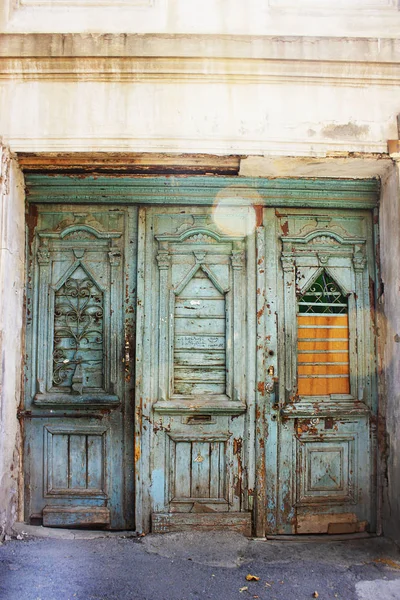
[24,198,377,534]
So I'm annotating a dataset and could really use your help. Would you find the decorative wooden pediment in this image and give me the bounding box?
[39,224,121,241]
[156,226,244,245]
[281,229,366,257]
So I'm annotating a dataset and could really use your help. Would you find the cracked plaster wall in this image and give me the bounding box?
[380,163,400,547]
[0,146,25,538]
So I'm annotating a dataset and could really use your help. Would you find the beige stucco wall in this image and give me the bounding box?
[2,0,400,37]
[0,35,399,155]
[0,78,399,155]
[0,147,25,538]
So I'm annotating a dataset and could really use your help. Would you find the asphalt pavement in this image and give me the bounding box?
[1,527,400,600]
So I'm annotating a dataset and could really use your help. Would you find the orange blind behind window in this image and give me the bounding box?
[297,314,350,395]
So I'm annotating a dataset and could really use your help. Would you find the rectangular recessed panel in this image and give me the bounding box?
[171,440,227,505]
[45,428,105,496]
[297,435,355,505]
[298,314,350,395]
[308,448,344,492]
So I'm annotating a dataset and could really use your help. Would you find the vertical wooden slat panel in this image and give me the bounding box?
[174,442,191,498]
[219,442,226,500]
[174,272,226,395]
[87,435,103,491]
[209,442,220,498]
[191,442,210,498]
[51,434,69,490]
[69,435,87,489]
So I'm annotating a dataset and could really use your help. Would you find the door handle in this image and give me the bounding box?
[266,375,279,410]
[265,375,278,394]
[124,337,130,375]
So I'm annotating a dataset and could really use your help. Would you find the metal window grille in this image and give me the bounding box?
[298,272,347,315]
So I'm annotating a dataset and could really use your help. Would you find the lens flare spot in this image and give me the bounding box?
[212,188,258,237]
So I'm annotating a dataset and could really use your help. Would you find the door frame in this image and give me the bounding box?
[24,174,380,535]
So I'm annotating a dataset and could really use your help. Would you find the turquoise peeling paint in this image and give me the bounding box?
[25,175,380,208]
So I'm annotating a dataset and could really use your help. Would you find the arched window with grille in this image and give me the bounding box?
[297,271,350,396]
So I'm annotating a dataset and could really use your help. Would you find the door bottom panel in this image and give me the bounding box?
[43,505,110,528]
[152,512,252,535]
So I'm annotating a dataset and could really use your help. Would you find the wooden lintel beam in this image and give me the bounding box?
[17,152,242,176]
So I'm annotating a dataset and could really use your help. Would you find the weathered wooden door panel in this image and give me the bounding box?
[268,208,377,535]
[135,206,255,534]
[24,205,137,529]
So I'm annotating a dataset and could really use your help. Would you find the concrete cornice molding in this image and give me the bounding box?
[2,55,400,86]
[0,34,400,62]
[1,35,399,86]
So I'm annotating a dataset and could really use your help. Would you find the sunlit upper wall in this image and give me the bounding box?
[1,0,400,36]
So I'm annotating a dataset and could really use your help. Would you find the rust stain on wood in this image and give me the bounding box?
[257,304,265,322]
[254,205,263,227]
[280,220,289,235]
[257,381,265,394]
